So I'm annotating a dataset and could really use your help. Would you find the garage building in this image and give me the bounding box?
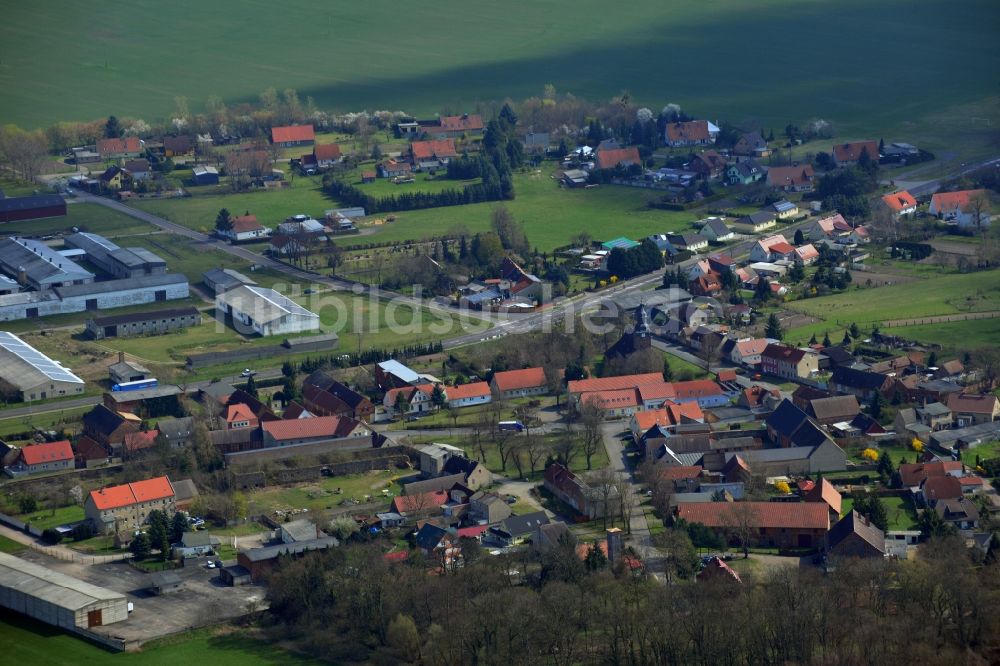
[0,551,128,630]
[86,306,201,339]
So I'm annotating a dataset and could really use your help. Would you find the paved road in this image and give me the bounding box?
[894,155,1000,198]
[599,422,661,574]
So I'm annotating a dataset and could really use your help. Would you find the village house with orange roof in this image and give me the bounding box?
[84,476,176,534]
[880,190,917,216]
[929,189,991,229]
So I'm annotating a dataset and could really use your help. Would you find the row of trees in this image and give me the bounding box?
[262,534,1000,665]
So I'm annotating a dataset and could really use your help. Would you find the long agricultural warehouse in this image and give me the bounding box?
[0,551,128,631]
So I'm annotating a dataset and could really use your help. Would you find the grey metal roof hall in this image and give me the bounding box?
[0,237,94,286]
[52,272,187,298]
[0,551,127,630]
[241,536,338,562]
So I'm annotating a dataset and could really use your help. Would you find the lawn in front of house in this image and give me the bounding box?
[68,534,119,555]
[841,495,919,531]
[15,505,85,531]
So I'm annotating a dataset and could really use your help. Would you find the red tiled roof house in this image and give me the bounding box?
[760,344,820,380]
[664,120,718,147]
[96,136,142,160]
[221,213,270,243]
[832,140,879,167]
[929,189,991,229]
[881,191,917,217]
[7,440,74,476]
[85,476,176,535]
[410,139,458,168]
[490,367,548,399]
[271,124,316,147]
[677,501,830,549]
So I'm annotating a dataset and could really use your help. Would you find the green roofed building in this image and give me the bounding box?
[602,237,640,251]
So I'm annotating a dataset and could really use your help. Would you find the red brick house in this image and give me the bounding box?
[301,381,375,421]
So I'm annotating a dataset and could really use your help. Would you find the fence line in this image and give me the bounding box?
[837,311,999,329]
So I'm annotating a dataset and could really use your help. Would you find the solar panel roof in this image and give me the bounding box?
[0,331,84,385]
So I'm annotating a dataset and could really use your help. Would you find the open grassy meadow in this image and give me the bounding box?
[356,165,696,251]
[132,176,337,235]
[882,317,1000,353]
[784,268,1000,343]
[131,163,697,251]
[0,202,158,238]
[2,0,998,161]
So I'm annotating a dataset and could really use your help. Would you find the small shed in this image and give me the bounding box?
[220,565,252,587]
[148,571,183,595]
[192,165,220,185]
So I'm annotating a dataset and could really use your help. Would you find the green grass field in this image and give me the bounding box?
[0,534,27,554]
[842,496,918,531]
[17,505,85,530]
[785,269,1000,343]
[132,164,696,252]
[416,431,611,482]
[132,176,337,235]
[2,0,998,163]
[246,470,400,515]
[883,317,1000,352]
[357,165,696,251]
[0,203,158,239]
[0,613,321,665]
[0,406,92,439]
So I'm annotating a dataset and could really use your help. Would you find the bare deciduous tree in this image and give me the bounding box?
[579,402,605,470]
[958,191,991,236]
